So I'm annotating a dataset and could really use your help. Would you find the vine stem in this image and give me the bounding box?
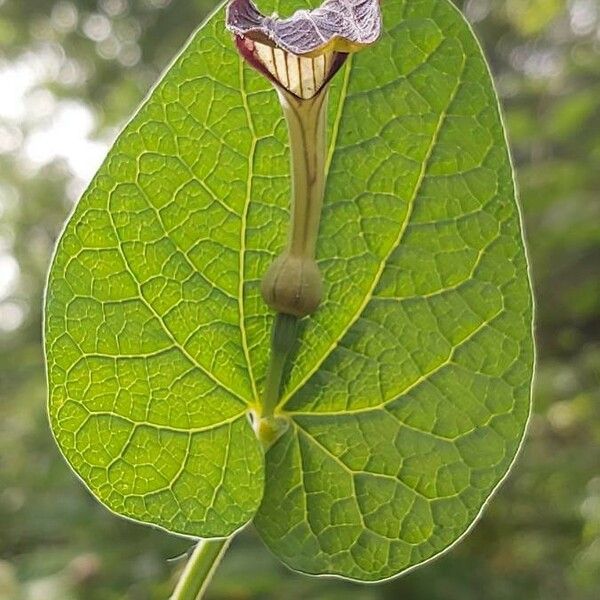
[261,312,298,418]
[171,537,231,600]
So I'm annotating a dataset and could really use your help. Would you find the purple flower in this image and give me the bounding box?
[226,0,382,99]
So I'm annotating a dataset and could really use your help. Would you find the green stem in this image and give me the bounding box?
[262,312,298,419]
[280,88,329,259]
[259,88,329,318]
[254,313,297,447]
[171,538,230,600]
[257,88,329,442]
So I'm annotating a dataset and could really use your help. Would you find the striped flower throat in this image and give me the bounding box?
[238,37,344,100]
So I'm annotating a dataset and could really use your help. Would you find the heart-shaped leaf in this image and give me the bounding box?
[45,0,534,581]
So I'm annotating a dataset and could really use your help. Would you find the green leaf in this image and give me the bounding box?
[251,0,534,581]
[44,1,266,539]
[45,0,534,582]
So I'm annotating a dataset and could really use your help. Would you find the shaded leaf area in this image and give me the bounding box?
[45,5,268,537]
[44,0,532,580]
[254,0,532,580]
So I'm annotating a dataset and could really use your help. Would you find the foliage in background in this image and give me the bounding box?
[0,0,598,598]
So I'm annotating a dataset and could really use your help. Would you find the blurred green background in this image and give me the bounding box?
[0,0,599,598]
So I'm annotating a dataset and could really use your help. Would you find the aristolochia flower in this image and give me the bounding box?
[226,0,381,99]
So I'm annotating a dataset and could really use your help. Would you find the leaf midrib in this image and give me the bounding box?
[69,407,247,435]
[238,56,260,404]
[286,306,504,418]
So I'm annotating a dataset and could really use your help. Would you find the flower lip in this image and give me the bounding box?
[226,0,382,57]
[226,0,382,99]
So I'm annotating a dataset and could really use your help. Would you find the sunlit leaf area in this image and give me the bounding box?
[1,0,599,598]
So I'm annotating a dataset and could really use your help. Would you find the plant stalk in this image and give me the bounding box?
[279,87,329,259]
[170,538,231,600]
[257,88,330,443]
[261,312,298,419]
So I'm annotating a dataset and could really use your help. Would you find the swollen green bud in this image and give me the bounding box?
[261,253,322,317]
